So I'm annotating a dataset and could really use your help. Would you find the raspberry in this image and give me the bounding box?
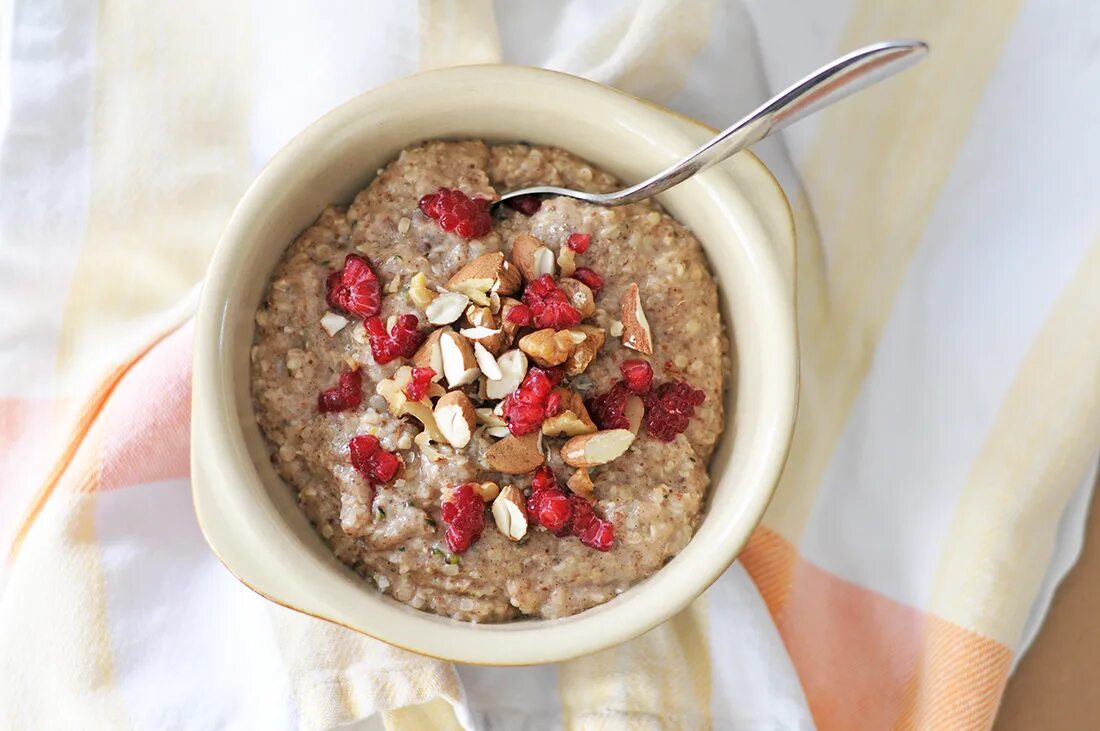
[318,369,362,413]
[566,233,591,253]
[521,274,582,330]
[571,267,604,294]
[504,194,542,216]
[504,303,533,327]
[526,468,573,533]
[404,366,436,402]
[620,360,654,394]
[418,188,492,239]
[569,494,615,551]
[545,390,562,417]
[348,434,402,485]
[643,381,706,442]
[531,465,557,493]
[501,367,558,435]
[441,483,486,553]
[587,381,632,430]
[326,254,382,319]
[365,314,424,364]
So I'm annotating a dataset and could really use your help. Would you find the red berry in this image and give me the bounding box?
[587,381,632,430]
[365,314,425,364]
[527,488,573,534]
[318,369,362,413]
[572,267,604,294]
[569,494,614,551]
[326,254,382,319]
[521,274,582,330]
[505,194,542,215]
[620,360,654,394]
[545,390,562,417]
[348,434,402,485]
[441,483,486,554]
[643,381,706,442]
[566,233,591,253]
[418,188,492,239]
[500,367,562,436]
[505,303,533,326]
[404,367,436,402]
[531,465,557,493]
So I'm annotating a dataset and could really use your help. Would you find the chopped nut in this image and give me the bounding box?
[486,349,528,400]
[414,430,445,462]
[557,246,577,278]
[459,325,501,340]
[491,484,528,541]
[609,320,624,337]
[557,278,596,318]
[533,246,555,278]
[510,233,544,281]
[519,328,576,367]
[564,325,605,376]
[624,395,645,435]
[567,469,595,499]
[434,391,476,448]
[425,291,470,325]
[446,252,520,303]
[408,272,437,308]
[397,216,411,234]
[473,481,501,502]
[412,328,447,380]
[542,388,598,437]
[476,408,507,427]
[320,311,350,336]
[561,429,635,468]
[484,431,545,474]
[376,368,446,442]
[384,273,403,294]
[619,283,653,354]
[440,331,480,388]
[473,342,502,380]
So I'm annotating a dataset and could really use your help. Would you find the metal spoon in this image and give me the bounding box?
[497,39,929,209]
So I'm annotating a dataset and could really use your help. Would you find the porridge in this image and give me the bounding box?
[251,140,728,622]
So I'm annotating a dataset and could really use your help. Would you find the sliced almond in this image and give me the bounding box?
[474,481,501,502]
[518,328,576,367]
[460,325,501,340]
[434,391,476,448]
[542,388,598,437]
[619,283,653,354]
[425,291,470,325]
[465,304,495,329]
[446,252,520,303]
[561,429,635,468]
[484,431,545,474]
[494,260,523,296]
[609,320,624,337]
[440,331,480,388]
[510,233,544,281]
[476,408,506,427]
[489,291,502,314]
[320,311,350,336]
[557,278,596,318]
[412,328,447,381]
[557,246,577,278]
[486,349,528,399]
[486,425,511,438]
[533,246,556,278]
[491,484,528,541]
[473,342,503,380]
[564,325,605,376]
[566,469,595,499]
[624,395,645,435]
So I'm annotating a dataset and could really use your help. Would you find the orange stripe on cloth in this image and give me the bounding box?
[741,527,1011,730]
[9,320,188,558]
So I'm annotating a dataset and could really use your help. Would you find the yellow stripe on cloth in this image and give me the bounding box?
[929,237,1100,648]
[559,596,711,729]
[383,698,465,731]
[762,0,1026,547]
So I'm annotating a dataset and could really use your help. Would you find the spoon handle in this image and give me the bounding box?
[606,39,929,205]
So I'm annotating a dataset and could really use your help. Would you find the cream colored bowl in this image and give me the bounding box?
[192,65,797,665]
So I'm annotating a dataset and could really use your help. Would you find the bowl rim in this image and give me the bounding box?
[191,64,798,665]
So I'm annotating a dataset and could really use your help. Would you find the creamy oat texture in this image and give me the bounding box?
[251,141,728,621]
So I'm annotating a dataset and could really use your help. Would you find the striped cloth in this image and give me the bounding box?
[2,1,1098,729]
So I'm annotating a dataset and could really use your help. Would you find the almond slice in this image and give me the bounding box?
[473,342,503,380]
[533,246,556,278]
[434,391,476,448]
[459,325,501,340]
[440,331,480,388]
[624,395,645,435]
[561,429,635,468]
[486,425,511,438]
[412,328,447,381]
[567,469,595,499]
[619,283,653,354]
[491,484,528,541]
[446,252,521,302]
[320,311,350,336]
[476,408,506,427]
[484,431,545,474]
[486,349,528,400]
[425,291,470,325]
[510,233,544,281]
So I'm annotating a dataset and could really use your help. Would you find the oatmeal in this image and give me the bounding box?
[251,141,728,622]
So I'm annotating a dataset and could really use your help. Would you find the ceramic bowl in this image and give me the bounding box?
[192,65,797,665]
